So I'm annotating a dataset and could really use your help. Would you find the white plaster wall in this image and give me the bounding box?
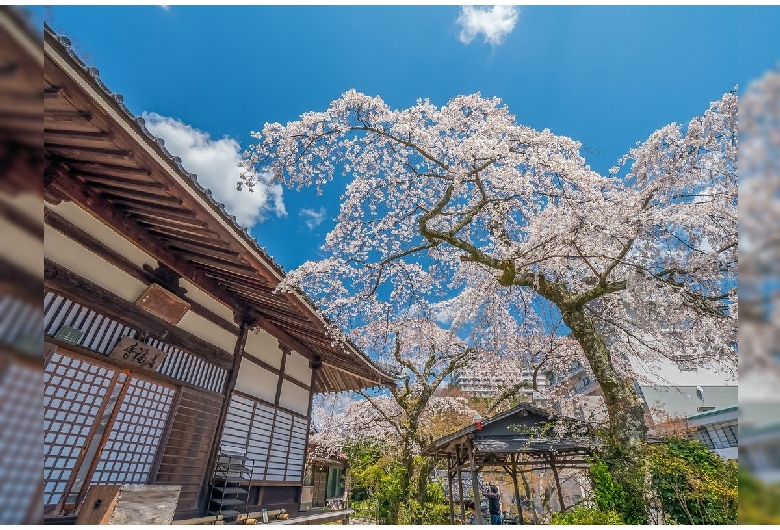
[244,329,283,369]
[45,224,148,302]
[50,200,155,269]
[180,279,235,323]
[177,311,237,354]
[279,379,310,416]
[285,350,312,385]
[235,361,278,403]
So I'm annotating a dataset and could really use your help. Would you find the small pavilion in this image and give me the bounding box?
[422,403,597,524]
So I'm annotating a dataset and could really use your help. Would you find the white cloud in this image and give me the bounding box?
[142,112,286,228]
[159,5,170,11]
[300,207,327,230]
[456,5,519,46]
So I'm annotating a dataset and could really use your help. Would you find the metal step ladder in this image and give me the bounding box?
[208,448,253,522]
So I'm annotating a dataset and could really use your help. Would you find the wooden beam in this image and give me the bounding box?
[62,159,151,176]
[44,128,114,141]
[43,109,91,123]
[43,87,65,99]
[45,142,133,159]
[176,252,260,277]
[158,237,241,259]
[46,162,250,316]
[101,190,183,207]
[126,208,209,228]
[87,179,174,196]
[140,222,224,244]
[78,171,165,189]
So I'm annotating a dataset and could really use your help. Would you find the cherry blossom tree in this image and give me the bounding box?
[310,317,480,524]
[242,89,737,516]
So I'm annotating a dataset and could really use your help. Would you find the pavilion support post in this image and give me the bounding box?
[550,454,566,513]
[467,439,484,525]
[510,458,524,525]
[519,464,538,525]
[447,458,455,525]
[457,451,466,524]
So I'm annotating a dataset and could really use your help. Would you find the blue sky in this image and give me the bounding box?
[39,5,779,272]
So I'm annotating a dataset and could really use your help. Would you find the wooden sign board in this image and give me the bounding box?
[135,283,190,325]
[108,336,168,372]
[76,485,181,525]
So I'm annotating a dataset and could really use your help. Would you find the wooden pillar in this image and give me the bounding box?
[519,464,538,525]
[344,467,351,509]
[447,465,455,525]
[467,439,483,525]
[457,454,466,523]
[203,318,253,512]
[549,454,565,513]
[510,458,524,525]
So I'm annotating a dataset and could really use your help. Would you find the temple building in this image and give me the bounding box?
[41,23,394,523]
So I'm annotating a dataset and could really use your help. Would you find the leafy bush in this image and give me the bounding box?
[588,456,646,524]
[647,438,737,524]
[343,442,451,524]
[550,506,624,525]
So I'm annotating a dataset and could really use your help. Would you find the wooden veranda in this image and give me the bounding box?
[422,403,596,525]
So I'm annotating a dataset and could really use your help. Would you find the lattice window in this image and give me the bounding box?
[0,361,45,523]
[722,424,738,447]
[220,393,309,483]
[266,411,292,481]
[286,417,308,481]
[694,427,714,450]
[246,402,274,479]
[43,353,116,507]
[92,377,176,485]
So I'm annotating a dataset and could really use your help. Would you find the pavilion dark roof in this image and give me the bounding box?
[423,403,596,460]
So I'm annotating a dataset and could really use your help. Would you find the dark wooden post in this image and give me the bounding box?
[549,453,566,512]
[202,316,254,514]
[457,449,466,524]
[447,464,455,525]
[510,457,524,524]
[467,439,483,525]
[518,463,538,525]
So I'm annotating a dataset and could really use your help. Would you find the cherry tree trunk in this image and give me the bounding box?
[561,308,648,522]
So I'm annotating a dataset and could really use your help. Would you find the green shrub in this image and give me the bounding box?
[647,438,737,524]
[550,506,624,525]
[588,456,646,524]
